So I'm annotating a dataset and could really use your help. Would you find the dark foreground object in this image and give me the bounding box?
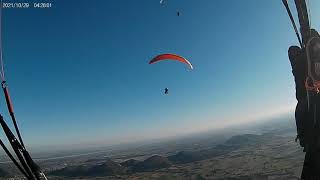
[288,42,320,179]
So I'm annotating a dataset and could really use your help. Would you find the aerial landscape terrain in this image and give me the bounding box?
[0,114,304,179]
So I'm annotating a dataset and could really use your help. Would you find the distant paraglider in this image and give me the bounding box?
[159,0,181,17]
[149,53,193,69]
[149,53,192,95]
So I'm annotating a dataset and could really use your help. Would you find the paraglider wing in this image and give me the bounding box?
[149,54,193,69]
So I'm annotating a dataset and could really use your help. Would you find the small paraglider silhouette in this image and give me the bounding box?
[164,88,169,94]
[177,11,180,16]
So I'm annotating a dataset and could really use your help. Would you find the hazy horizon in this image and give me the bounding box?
[18,110,294,156]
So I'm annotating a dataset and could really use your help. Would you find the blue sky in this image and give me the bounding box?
[1,0,320,149]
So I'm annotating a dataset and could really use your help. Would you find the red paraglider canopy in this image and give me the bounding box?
[149,54,193,69]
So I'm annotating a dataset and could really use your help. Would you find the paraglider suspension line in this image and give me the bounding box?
[282,0,303,48]
[0,139,29,178]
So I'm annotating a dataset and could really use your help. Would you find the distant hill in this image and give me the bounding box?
[50,159,126,177]
[225,134,268,146]
[120,159,141,167]
[85,159,127,176]
[50,155,172,177]
[49,164,91,177]
[49,133,283,178]
[168,134,278,165]
[85,157,110,163]
[168,151,203,164]
[132,155,171,172]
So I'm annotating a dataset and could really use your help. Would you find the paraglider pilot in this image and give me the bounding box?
[164,88,168,94]
[288,29,320,179]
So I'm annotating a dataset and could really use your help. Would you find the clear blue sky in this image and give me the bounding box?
[1,0,320,150]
